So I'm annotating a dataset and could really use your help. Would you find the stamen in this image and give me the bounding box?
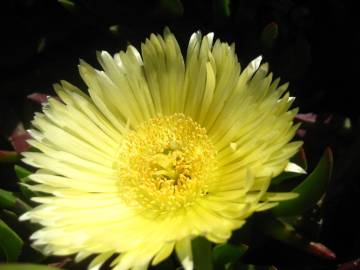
[116,113,217,214]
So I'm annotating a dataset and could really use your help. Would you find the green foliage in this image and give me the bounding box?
[0,189,16,209]
[14,165,32,180]
[272,148,333,216]
[253,213,336,260]
[213,0,231,17]
[0,219,23,262]
[57,0,76,12]
[159,0,184,17]
[14,165,37,200]
[260,22,278,49]
[213,243,248,269]
[0,151,19,163]
[192,237,213,270]
[254,214,306,250]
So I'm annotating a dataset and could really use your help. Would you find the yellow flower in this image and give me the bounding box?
[21,28,303,270]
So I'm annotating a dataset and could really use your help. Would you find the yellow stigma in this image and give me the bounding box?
[116,113,216,215]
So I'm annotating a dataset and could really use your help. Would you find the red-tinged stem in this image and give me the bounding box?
[48,257,72,268]
[9,123,31,153]
[337,258,360,270]
[307,242,336,260]
[0,150,20,162]
[27,92,50,104]
[295,113,317,123]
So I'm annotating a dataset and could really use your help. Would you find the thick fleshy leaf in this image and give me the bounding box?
[57,0,76,12]
[254,214,336,260]
[14,165,37,200]
[255,214,305,248]
[307,242,336,260]
[213,0,231,17]
[0,219,23,261]
[14,165,32,179]
[9,123,31,153]
[0,264,60,270]
[159,0,184,17]
[272,148,333,216]
[261,22,278,49]
[192,237,213,270]
[0,189,16,208]
[18,184,37,202]
[213,243,248,268]
[27,93,50,104]
[295,113,317,123]
[0,151,19,163]
[0,193,32,215]
[337,258,360,270]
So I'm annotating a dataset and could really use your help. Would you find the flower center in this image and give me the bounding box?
[116,113,216,214]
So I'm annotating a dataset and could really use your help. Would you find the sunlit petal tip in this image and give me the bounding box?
[75,251,92,263]
[285,162,307,174]
[88,252,114,270]
[206,32,215,44]
[18,211,31,221]
[252,55,263,70]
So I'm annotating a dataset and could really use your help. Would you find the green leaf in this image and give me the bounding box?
[0,151,19,163]
[14,165,38,200]
[14,165,32,179]
[0,264,61,270]
[0,189,17,209]
[261,22,278,49]
[254,214,336,260]
[159,0,184,17]
[213,0,231,18]
[254,214,306,249]
[57,0,76,12]
[192,237,213,270]
[213,243,248,268]
[0,189,32,215]
[0,247,6,261]
[18,184,37,202]
[272,148,332,216]
[0,210,19,231]
[0,219,23,261]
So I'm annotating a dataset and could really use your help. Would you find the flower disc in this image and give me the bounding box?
[117,113,216,215]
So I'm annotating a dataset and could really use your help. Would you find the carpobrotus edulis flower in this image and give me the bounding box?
[20,28,303,270]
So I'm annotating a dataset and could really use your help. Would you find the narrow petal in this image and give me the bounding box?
[175,237,193,270]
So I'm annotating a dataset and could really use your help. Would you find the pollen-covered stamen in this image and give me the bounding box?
[116,113,216,214]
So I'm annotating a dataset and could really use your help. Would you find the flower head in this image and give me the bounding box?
[21,28,302,270]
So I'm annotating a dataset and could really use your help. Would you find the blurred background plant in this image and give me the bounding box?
[0,0,359,269]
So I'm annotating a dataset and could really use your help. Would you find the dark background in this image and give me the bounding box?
[0,0,359,269]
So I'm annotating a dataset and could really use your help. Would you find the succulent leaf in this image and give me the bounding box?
[0,219,23,262]
[272,148,333,216]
